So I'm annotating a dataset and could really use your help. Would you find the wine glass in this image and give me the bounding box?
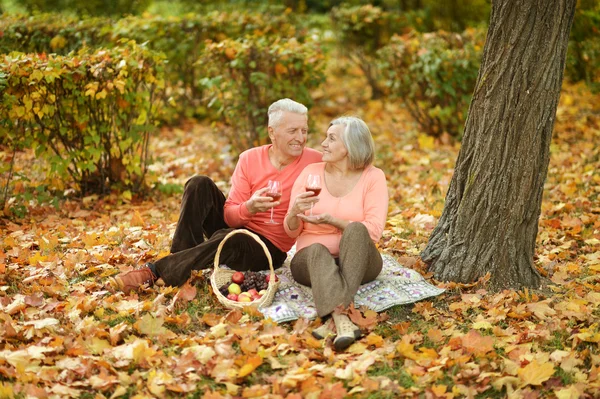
[264,180,282,224]
[305,174,321,216]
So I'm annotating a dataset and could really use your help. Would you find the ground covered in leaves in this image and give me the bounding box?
[1,76,600,398]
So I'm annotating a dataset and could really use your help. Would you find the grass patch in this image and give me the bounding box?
[367,359,414,389]
[475,386,505,399]
[554,368,576,385]
[105,313,137,328]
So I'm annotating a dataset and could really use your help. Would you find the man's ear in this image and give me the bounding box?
[267,126,275,141]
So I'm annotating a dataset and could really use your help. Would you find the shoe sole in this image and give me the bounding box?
[333,336,355,351]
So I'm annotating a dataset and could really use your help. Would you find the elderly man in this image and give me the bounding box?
[112,98,322,293]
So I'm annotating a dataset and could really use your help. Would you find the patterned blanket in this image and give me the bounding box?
[256,249,446,323]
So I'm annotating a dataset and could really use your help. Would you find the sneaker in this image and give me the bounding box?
[312,318,335,340]
[332,313,359,352]
[111,266,157,294]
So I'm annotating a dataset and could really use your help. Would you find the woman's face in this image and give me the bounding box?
[321,124,348,163]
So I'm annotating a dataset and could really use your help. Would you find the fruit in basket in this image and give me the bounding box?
[266,274,278,283]
[218,284,230,296]
[248,288,259,297]
[232,271,244,284]
[238,292,252,302]
[227,293,238,301]
[258,289,267,297]
[228,283,241,295]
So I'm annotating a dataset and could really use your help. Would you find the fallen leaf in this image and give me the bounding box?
[517,359,555,387]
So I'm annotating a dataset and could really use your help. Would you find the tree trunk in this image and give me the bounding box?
[420,0,577,290]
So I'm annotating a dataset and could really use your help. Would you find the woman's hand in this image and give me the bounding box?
[298,213,332,224]
[299,213,350,231]
[289,191,319,216]
[246,187,279,215]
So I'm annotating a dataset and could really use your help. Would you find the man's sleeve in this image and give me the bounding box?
[224,153,254,227]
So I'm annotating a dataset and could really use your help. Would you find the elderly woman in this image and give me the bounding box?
[284,116,388,351]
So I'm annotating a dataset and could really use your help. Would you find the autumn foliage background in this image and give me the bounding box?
[1,0,600,398]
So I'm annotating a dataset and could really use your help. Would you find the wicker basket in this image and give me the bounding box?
[210,229,279,310]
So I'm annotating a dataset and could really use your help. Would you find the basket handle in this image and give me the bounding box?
[213,229,275,277]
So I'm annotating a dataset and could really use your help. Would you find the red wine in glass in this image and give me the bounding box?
[305,174,321,216]
[266,192,282,202]
[305,187,321,197]
[264,180,282,224]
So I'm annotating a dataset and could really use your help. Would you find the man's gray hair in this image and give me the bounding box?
[268,98,308,128]
[330,116,375,170]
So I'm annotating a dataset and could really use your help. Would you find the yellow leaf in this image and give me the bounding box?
[396,336,419,360]
[50,35,67,50]
[134,314,172,338]
[418,134,435,150]
[238,355,262,378]
[0,381,15,398]
[95,89,108,100]
[431,385,447,396]
[517,360,555,387]
[554,386,580,399]
[85,337,112,355]
[366,333,384,348]
[30,70,44,82]
[28,252,47,266]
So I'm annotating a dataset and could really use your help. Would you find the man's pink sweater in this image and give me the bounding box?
[224,145,322,252]
[284,162,389,256]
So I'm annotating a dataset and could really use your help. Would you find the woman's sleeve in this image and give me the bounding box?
[283,168,308,238]
[362,168,389,242]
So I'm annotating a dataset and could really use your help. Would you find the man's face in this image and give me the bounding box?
[268,111,308,159]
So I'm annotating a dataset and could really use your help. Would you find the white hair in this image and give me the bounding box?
[330,116,375,170]
[268,98,308,128]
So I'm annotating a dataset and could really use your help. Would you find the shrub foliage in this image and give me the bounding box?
[330,4,407,99]
[0,41,166,195]
[200,36,326,152]
[378,29,484,138]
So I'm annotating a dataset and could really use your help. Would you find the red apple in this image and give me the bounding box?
[266,274,278,283]
[227,293,238,301]
[247,288,259,297]
[232,271,244,284]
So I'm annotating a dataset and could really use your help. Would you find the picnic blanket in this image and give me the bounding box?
[257,248,446,323]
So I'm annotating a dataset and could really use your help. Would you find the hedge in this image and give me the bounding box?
[200,36,326,152]
[0,41,166,196]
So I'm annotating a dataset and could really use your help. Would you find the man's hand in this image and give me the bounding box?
[298,213,332,225]
[289,191,319,217]
[246,187,280,215]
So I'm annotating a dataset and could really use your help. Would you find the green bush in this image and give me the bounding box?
[0,41,166,195]
[111,10,301,121]
[0,14,113,55]
[200,36,326,152]
[378,28,484,138]
[330,4,407,99]
[566,0,600,92]
[20,0,150,17]
[0,10,304,123]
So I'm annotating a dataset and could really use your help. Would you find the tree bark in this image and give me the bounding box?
[420,0,577,290]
